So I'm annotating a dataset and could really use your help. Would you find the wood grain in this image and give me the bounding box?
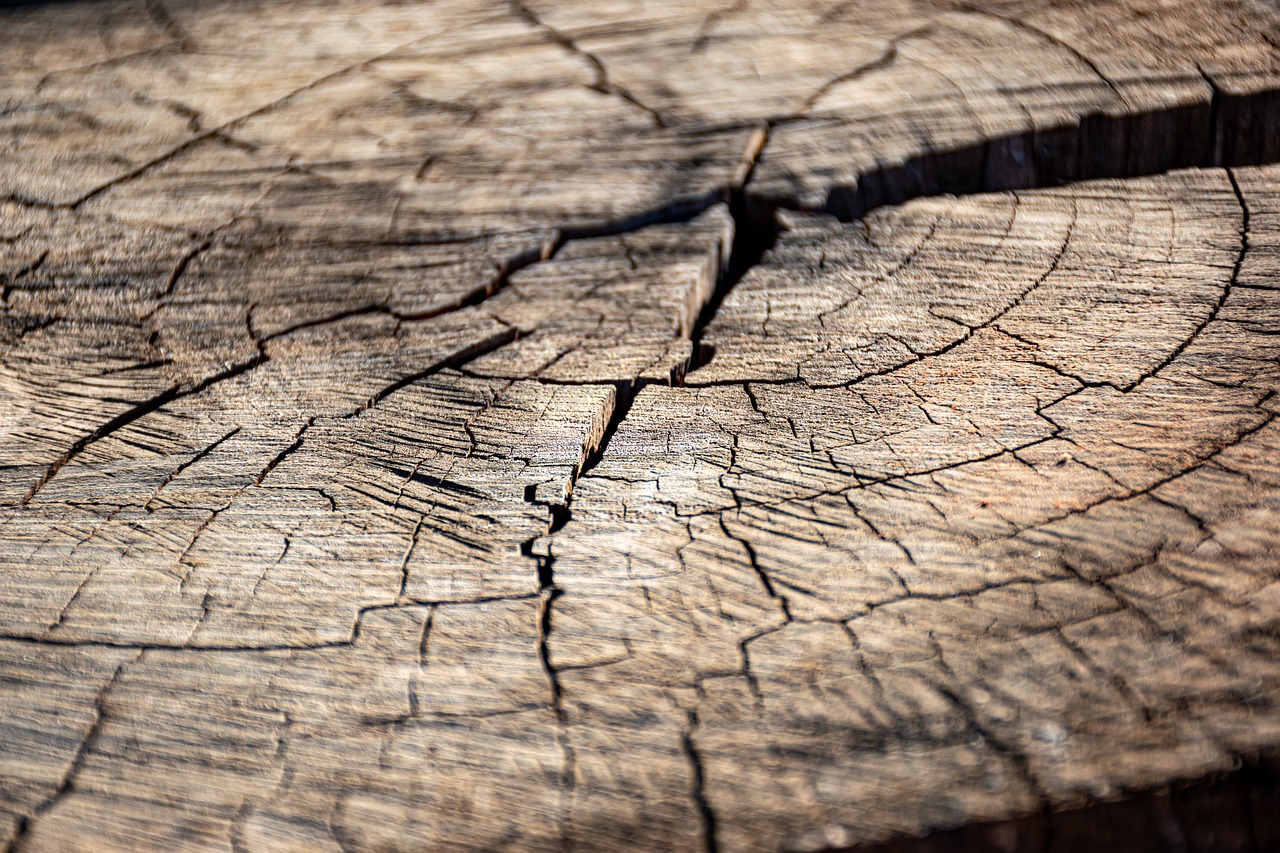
[1,0,1280,851]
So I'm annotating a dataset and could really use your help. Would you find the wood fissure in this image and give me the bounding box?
[3,1,1280,850]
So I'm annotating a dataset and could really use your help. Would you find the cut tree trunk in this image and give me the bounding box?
[1,1,1280,851]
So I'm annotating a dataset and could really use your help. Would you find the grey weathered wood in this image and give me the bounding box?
[1,1,1280,851]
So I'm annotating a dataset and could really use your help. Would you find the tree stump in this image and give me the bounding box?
[2,1,1280,850]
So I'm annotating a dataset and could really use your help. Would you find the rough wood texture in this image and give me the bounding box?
[2,1,1280,851]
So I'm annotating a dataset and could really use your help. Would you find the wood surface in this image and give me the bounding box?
[1,0,1280,850]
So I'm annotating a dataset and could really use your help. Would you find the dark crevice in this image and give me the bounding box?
[1121,161,1249,387]
[508,0,667,128]
[140,426,240,510]
[514,389,581,804]
[516,378,635,614]
[689,185,781,372]
[516,381,639,842]
[558,189,726,244]
[720,513,792,624]
[254,418,314,486]
[17,287,515,505]
[537,588,564,707]
[61,29,454,209]
[796,25,933,117]
[956,5,1119,96]
[5,651,140,853]
[519,378,636,584]
[336,327,519,422]
[509,382,645,847]
[0,594,541,653]
[681,82,1280,379]
[2,248,49,305]
[536,583,576,845]
[17,318,515,511]
[17,353,265,505]
[682,713,721,853]
[17,181,722,507]
[806,84,1280,222]
[581,379,636,476]
[261,237,554,343]
[520,501,570,591]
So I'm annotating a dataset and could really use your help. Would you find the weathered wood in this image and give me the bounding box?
[1,1,1279,851]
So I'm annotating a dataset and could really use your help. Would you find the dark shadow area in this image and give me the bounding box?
[838,757,1280,853]
[816,86,1280,221]
[689,181,782,371]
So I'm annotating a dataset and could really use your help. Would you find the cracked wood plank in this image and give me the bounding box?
[1,1,1280,852]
